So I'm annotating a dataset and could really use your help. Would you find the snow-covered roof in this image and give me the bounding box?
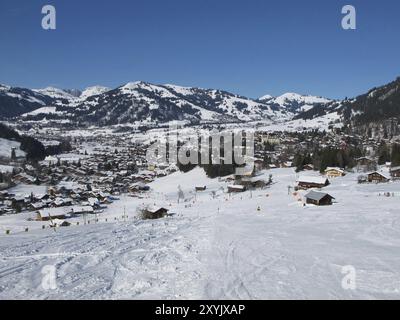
[298,176,328,184]
[305,190,334,201]
[228,185,245,190]
[325,167,345,173]
[147,206,169,214]
[367,171,390,179]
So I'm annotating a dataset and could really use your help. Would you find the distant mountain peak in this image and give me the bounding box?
[80,86,110,99]
[33,87,75,100]
[259,94,273,101]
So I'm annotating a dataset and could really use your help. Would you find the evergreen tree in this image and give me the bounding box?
[391,144,400,166]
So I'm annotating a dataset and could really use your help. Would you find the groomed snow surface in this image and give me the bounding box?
[1,168,400,299]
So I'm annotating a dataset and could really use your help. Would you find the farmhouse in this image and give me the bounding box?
[367,171,390,183]
[36,207,71,221]
[297,176,330,190]
[390,166,400,178]
[305,190,335,206]
[324,167,345,178]
[142,206,169,219]
[239,177,267,189]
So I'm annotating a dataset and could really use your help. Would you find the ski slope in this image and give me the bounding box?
[1,168,400,299]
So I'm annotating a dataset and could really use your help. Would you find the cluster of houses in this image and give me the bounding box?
[0,182,115,218]
[0,136,181,217]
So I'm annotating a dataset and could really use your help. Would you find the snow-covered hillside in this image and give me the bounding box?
[34,87,76,101]
[259,92,332,113]
[1,168,400,299]
[80,86,110,99]
[2,82,293,125]
[0,138,25,158]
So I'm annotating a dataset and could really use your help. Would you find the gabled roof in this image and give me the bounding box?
[298,176,329,185]
[147,206,169,214]
[367,171,390,179]
[305,190,334,201]
[325,167,345,174]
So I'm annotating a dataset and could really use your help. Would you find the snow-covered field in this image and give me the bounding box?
[1,168,400,299]
[0,138,25,158]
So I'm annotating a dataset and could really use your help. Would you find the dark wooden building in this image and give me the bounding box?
[143,206,169,219]
[297,176,330,190]
[390,166,400,178]
[305,191,335,206]
[367,171,390,183]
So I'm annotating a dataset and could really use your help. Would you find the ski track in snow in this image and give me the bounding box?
[1,168,400,299]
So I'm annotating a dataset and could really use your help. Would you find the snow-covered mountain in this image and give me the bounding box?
[259,92,332,113]
[13,81,292,126]
[4,77,398,128]
[80,86,111,99]
[293,76,400,129]
[0,84,53,118]
[33,87,76,101]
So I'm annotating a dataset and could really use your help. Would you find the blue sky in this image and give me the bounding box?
[0,0,399,99]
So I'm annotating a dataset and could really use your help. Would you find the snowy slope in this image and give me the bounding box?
[0,85,53,118]
[57,81,291,125]
[1,168,400,299]
[34,87,76,101]
[80,86,111,99]
[259,92,332,113]
[0,138,26,158]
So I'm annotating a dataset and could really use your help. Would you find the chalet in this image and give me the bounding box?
[367,171,390,183]
[195,186,207,192]
[142,206,169,219]
[305,190,335,206]
[70,206,94,215]
[36,207,71,221]
[324,167,345,178]
[297,176,330,190]
[228,185,246,193]
[239,177,267,189]
[390,166,400,178]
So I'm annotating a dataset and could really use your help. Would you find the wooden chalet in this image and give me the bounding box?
[324,167,345,178]
[367,171,390,183]
[390,166,400,178]
[305,190,335,206]
[142,206,169,219]
[297,176,330,190]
